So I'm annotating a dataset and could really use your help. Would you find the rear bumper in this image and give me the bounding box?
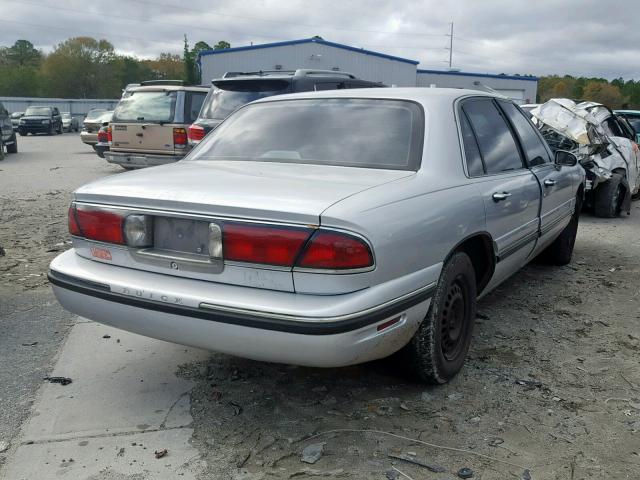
[80,131,98,145]
[49,250,433,367]
[104,151,183,169]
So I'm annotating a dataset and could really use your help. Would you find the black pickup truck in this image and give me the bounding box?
[17,106,63,136]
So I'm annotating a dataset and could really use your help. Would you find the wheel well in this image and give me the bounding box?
[452,234,494,295]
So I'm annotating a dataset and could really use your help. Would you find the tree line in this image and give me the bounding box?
[0,37,230,99]
[2,37,640,108]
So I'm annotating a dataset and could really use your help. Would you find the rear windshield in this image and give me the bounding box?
[200,80,291,120]
[85,109,107,120]
[192,98,424,170]
[112,90,177,123]
[25,107,51,116]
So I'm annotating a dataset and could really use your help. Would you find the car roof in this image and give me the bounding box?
[128,85,209,93]
[251,87,496,104]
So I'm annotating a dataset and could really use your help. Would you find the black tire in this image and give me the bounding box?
[18,130,26,137]
[57,123,63,134]
[0,138,4,161]
[594,173,623,218]
[47,124,53,136]
[6,134,17,154]
[403,252,477,384]
[539,195,581,265]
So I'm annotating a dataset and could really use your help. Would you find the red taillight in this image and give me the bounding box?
[72,205,125,244]
[97,127,108,143]
[106,126,112,143]
[187,124,206,142]
[297,231,373,270]
[68,205,81,236]
[223,223,311,266]
[173,127,188,147]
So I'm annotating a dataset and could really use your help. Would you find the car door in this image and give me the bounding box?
[459,97,540,289]
[497,100,576,253]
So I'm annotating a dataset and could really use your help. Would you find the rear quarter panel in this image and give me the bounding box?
[296,95,487,299]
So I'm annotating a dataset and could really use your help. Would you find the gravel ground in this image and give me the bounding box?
[1,134,639,479]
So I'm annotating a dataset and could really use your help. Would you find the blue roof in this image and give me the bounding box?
[417,69,538,82]
[198,38,419,66]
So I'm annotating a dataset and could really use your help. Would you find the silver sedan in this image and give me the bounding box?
[49,88,584,383]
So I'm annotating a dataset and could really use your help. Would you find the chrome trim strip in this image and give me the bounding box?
[199,281,437,323]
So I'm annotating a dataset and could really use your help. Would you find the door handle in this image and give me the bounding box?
[492,192,512,202]
[544,179,556,187]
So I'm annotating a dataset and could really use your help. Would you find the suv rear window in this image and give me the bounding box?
[113,90,177,123]
[25,107,52,116]
[201,80,291,120]
[193,98,424,171]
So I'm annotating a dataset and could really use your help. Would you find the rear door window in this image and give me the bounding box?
[459,111,485,176]
[185,91,207,123]
[462,99,524,174]
[498,100,551,167]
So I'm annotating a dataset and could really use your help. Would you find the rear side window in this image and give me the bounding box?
[462,99,523,174]
[194,98,424,171]
[459,112,484,176]
[113,91,177,123]
[498,101,550,167]
[185,91,207,123]
[314,82,346,91]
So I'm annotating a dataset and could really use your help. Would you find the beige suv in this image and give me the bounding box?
[105,81,208,169]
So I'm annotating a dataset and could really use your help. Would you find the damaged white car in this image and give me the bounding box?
[531,99,640,217]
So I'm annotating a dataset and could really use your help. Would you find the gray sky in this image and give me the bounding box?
[1,0,638,79]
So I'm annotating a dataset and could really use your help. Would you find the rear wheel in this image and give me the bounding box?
[594,173,623,218]
[57,123,63,134]
[18,130,26,137]
[47,124,54,136]
[403,252,477,384]
[0,138,4,161]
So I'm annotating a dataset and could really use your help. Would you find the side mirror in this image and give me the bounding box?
[555,150,578,167]
[635,133,640,144]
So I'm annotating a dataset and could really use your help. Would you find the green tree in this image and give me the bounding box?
[582,81,627,109]
[41,37,120,98]
[144,53,184,80]
[213,40,230,50]
[1,40,42,66]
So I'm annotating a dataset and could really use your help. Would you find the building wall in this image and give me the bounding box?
[200,43,417,87]
[0,97,119,119]
[416,71,537,104]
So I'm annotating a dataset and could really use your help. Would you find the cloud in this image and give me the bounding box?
[1,0,638,78]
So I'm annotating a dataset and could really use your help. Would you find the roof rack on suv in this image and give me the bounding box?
[293,69,356,79]
[140,80,185,86]
[220,69,356,79]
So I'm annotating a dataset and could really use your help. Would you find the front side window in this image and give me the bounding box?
[462,99,523,174]
[192,98,424,171]
[499,101,551,167]
[112,90,177,123]
[185,91,207,123]
[25,107,52,116]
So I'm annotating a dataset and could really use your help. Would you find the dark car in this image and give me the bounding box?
[18,106,63,136]
[187,69,385,144]
[0,102,18,159]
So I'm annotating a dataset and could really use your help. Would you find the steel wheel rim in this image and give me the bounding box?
[440,277,467,361]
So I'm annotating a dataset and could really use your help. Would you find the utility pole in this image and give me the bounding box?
[447,21,454,69]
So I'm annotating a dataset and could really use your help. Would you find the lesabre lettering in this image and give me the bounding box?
[121,287,183,305]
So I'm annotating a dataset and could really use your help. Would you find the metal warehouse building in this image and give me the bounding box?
[417,69,538,104]
[198,38,419,87]
[198,38,538,102]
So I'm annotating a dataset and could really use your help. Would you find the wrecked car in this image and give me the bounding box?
[531,99,640,217]
[48,89,584,384]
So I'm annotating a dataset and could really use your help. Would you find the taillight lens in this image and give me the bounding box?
[173,127,188,148]
[68,205,81,236]
[223,223,311,266]
[297,231,373,270]
[97,128,108,143]
[188,124,206,142]
[70,205,125,245]
[106,126,112,142]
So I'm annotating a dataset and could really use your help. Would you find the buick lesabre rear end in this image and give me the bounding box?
[49,89,584,383]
